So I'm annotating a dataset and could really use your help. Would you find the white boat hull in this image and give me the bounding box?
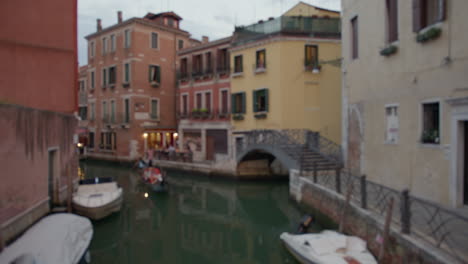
[280,231,378,264]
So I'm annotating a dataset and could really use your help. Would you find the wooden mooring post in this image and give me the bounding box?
[379,197,394,262]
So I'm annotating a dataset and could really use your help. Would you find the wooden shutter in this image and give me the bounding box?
[253,91,258,112]
[148,66,152,82]
[412,0,422,32]
[156,66,161,83]
[241,92,246,113]
[231,94,236,113]
[264,89,269,112]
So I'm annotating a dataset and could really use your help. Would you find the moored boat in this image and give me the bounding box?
[142,167,168,193]
[280,230,377,264]
[73,177,123,220]
[0,213,93,264]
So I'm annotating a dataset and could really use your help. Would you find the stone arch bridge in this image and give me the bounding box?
[235,130,343,178]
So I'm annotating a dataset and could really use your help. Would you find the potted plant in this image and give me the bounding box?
[191,108,200,118]
[421,129,439,144]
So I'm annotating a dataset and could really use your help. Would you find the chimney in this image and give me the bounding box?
[117,11,122,23]
[97,19,102,31]
[202,36,209,43]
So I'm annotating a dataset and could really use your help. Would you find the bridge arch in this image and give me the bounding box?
[236,144,299,178]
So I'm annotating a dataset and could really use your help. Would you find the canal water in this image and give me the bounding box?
[80,161,321,264]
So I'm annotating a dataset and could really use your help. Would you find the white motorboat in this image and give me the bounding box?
[280,230,377,264]
[0,213,93,264]
[73,177,123,220]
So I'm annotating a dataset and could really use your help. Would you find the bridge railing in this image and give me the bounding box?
[306,131,343,166]
[237,129,343,170]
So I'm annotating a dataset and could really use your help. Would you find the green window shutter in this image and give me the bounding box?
[253,90,258,112]
[156,66,161,83]
[265,89,269,112]
[241,92,246,113]
[148,66,152,82]
[231,94,236,113]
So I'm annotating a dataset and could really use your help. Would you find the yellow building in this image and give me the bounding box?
[230,2,342,146]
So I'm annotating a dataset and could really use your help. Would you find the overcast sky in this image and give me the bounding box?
[78,0,340,66]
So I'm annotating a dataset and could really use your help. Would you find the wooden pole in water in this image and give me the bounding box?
[339,180,353,233]
[67,163,73,213]
[379,197,394,261]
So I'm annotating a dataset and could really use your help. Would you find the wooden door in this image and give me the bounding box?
[206,136,215,161]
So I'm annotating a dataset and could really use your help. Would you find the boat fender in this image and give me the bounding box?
[297,215,314,234]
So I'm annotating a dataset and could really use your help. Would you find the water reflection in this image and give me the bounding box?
[81,162,305,264]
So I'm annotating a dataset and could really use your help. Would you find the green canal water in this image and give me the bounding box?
[80,161,322,264]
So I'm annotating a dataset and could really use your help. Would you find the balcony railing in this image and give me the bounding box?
[178,109,230,120]
[233,16,341,46]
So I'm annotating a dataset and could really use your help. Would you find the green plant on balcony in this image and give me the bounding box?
[416,27,442,43]
[421,129,439,144]
[380,45,398,56]
[232,114,244,121]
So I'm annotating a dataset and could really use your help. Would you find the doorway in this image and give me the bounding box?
[464,122,468,205]
[48,149,57,208]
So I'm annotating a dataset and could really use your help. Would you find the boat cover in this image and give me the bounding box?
[0,213,93,264]
[73,182,122,208]
[280,230,377,264]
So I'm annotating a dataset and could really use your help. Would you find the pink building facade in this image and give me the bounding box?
[0,0,78,247]
[176,37,233,163]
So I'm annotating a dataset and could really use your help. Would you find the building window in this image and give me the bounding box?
[205,92,211,112]
[110,34,116,52]
[182,94,188,116]
[124,98,130,123]
[150,99,159,119]
[149,65,161,85]
[193,54,203,76]
[124,63,130,83]
[217,48,229,72]
[102,101,108,123]
[79,106,87,121]
[102,68,107,87]
[180,58,188,79]
[89,132,95,149]
[413,0,446,32]
[205,52,212,73]
[124,29,131,48]
[151,32,158,49]
[90,41,95,58]
[90,102,95,121]
[234,55,243,73]
[110,100,116,123]
[231,92,246,114]
[385,105,399,143]
[351,16,359,59]
[256,49,266,69]
[386,0,399,43]
[102,37,107,55]
[178,39,184,50]
[90,71,95,90]
[79,80,85,92]
[221,90,229,114]
[108,66,116,86]
[305,45,318,69]
[167,18,174,27]
[421,102,440,144]
[253,89,269,112]
[196,93,202,109]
